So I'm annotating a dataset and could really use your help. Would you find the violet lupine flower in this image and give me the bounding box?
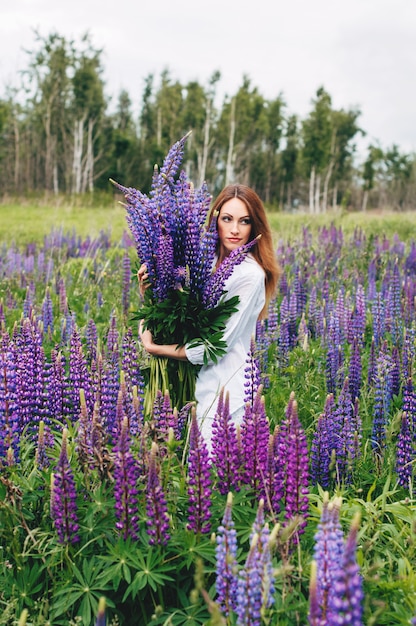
[99,355,120,441]
[311,394,336,488]
[402,376,416,434]
[262,430,284,515]
[42,286,54,337]
[85,318,98,365]
[308,561,321,626]
[313,495,345,623]
[288,291,298,349]
[0,337,20,461]
[50,428,80,544]
[367,337,377,386]
[146,441,170,545]
[395,412,414,488]
[212,389,241,495]
[350,284,366,346]
[202,235,261,309]
[215,492,239,616]
[235,534,263,626]
[371,293,386,347]
[348,337,362,404]
[95,596,106,626]
[35,420,49,469]
[371,350,394,452]
[152,389,176,443]
[333,377,356,484]
[326,312,344,395]
[187,410,212,534]
[275,395,309,541]
[327,512,364,626]
[244,337,262,406]
[122,252,131,317]
[68,328,93,422]
[278,296,290,368]
[240,386,270,491]
[114,417,140,540]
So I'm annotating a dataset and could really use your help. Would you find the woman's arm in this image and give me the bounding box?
[139,322,188,361]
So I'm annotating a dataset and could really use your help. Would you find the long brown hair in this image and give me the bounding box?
[210,184,281,314]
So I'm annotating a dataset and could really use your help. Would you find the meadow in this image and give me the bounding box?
[0,201,415,626]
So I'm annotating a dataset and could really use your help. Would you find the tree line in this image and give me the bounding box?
[1,31,415,211]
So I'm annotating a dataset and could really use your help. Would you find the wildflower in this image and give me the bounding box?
[215,492,238,616]
[212,389,241,495]
[50,428,80,544]
[327,512,364,625]
[146,441,170,545]
[187,409,212,534]
[114,417,140,540]
[395,412,414,488]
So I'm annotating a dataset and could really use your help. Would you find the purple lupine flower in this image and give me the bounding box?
[235,534,263,626]
[367,336,377,386]
[348,337,362,403]
[262,431,284,515]
[85,318,98,365]
[372,293,386,346]
[99,352,120,441]
[395,412,414,488]
[50,428,80,544]
[42,286,54,337]
[187,410,212,534]
[311,394,336,488]
[313,494,344,622]
[202,236,261,309]
[212,389,241,494]
[327,512,364,626]
[350,284,366,346]
[215,492,239,616]
[240,386,270,491]
[152,389,176,444]
[275,395,309,541]
[372,348,394,452]
[402,376,416,434]
[326,312,344,395]
[146,441,170,545]
[35,420,49,469]
[244,337,262,405]
[114,417,140,540]
[95,596,106,626]
[308,561,321,626]
[0,335,20,461]
[122,252,131,317]
[288,291,298,348]
[68,328,93,422]
[47,349,70,423]
[278,296,290,368]
[333,377,356,484]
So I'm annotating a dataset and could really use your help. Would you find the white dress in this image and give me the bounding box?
[185,254,266,446]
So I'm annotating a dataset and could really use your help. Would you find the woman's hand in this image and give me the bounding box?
[139,320,157,355]
[137,264,150,298]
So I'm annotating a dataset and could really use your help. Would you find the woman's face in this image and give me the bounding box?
[217,197,252,261]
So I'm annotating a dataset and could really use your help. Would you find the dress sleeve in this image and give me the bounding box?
[185,259,265,365]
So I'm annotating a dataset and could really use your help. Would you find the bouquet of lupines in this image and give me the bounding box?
[112,132,259,412]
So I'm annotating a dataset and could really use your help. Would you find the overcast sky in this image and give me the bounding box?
[1,0,415,157]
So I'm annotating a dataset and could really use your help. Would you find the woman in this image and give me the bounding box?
[139,184,280,447]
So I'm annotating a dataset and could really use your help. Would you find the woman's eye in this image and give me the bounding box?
[241,218,251,225]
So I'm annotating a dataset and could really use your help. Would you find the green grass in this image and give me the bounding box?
[1,199,416,246]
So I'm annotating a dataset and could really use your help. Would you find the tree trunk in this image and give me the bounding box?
[199,96,211,186]
[315,173,321,214]
[309,166,315,213]
[362,189,368,212]
[72,117,85,194]
[13,115,20,191]
[225,98,236,185]
[332,184,338,210]
[322,158,335,212]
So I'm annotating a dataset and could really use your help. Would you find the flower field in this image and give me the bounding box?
[0,211,415,625]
